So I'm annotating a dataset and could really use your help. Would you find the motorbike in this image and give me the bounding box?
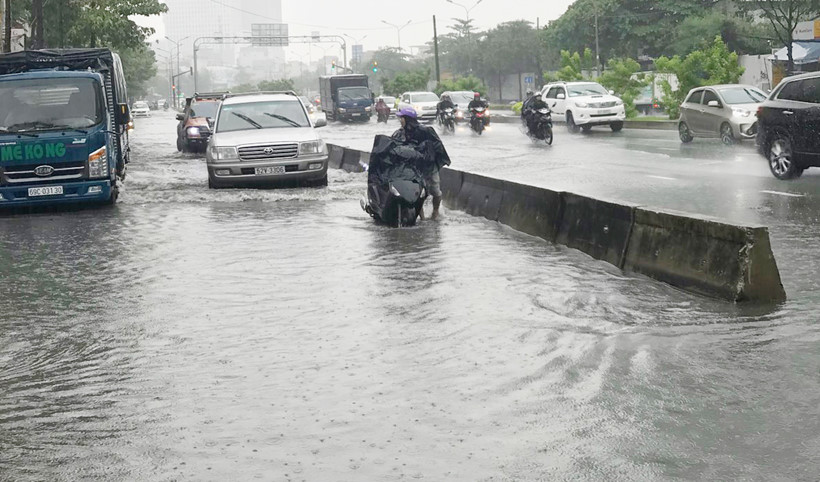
[361,135,428,228]
[377,109,390,123]
[440,108,456,134]
[527,107,554,145]
[470,107,487,135]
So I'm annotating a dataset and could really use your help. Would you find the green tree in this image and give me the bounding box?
[552,49,597,82]
[654,36,745,118]
[258,78,296,92]
[742,0,820,74]
[381,69,430,97]
[118,44,159,98]
[599,57,649,118]
[434,75,486,96]
[478,21,540,100]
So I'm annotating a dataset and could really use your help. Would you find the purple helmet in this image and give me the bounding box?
[396,107,418,119]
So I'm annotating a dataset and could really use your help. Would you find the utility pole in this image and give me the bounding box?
[2,0,10,53]
[433,15,441,85]
[381,20,411,53]
[594,9,601,77]
[32,0,44,48]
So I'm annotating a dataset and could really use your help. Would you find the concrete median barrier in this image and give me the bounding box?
[497,180,562,242]
[326,143,786,303]
[455,172,506,221]
[624,208,786,303]
[327,144,345,169]
[556,193,637,268]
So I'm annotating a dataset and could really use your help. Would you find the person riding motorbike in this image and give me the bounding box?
[522,90,549,134]
[392,107,451,220]
[436,94,456,124]
[375,97,391,121]
[467,92,490,126]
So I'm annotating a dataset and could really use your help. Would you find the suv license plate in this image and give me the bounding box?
[28,186,63,197]
[255,166,285,175]
[597,109,610,115]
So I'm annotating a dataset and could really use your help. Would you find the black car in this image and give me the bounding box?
[756,72,820,180]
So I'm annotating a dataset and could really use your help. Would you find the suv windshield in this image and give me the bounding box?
[190,101,219,118]
[0,77,102,132]
[718,87,766,104]
[216,100,310,133]
[448,92,475,105]
[411,93,439,103]
[568,83,609,97]
[338,87,370,102]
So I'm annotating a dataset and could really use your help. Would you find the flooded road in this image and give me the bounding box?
[1,111,818,481]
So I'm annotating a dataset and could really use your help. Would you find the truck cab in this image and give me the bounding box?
[319,75,373,122]
[0,49,130,208]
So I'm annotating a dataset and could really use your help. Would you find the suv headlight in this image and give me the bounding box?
[575,101,589,108]
[88,146,109,179]
[300,139,326,156]
[615,99,624,106]
[209,146,238,161]
[338,108,347,113]
[187,126,202,138]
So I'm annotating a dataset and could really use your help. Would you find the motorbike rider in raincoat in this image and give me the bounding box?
[391,107,451,220]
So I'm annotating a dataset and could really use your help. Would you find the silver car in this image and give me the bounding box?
[678,84,767,145]
[206,92,329,188]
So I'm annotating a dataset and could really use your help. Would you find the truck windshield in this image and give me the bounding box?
[190,101,219,118]
[216,100,310,132]
[338,87,370,102]
[0,77,102,133]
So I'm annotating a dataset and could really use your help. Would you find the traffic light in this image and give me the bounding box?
[331,59,337,72]
[372,61,378,73]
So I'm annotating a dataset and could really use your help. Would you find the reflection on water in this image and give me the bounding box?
[1,113,818,481]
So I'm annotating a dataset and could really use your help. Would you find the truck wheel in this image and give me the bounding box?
[103,185,119,206]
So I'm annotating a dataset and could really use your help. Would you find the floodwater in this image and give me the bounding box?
[1,112,818,481]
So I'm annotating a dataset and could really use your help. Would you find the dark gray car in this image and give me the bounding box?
[678,84,767,145]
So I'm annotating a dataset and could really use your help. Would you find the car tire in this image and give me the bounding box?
[176,136,184,152]
[610,121,624,132]
[566,111,580,133]
[311,174,328,187]
[208,175,222,189]
[768,131,800,180]
[720,123,735,145]
[679,122,694,143]
[581,125,592,133]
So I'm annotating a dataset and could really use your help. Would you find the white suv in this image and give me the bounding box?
[541,81,626,133]
[397,91,440,121]
[206,92,329,188]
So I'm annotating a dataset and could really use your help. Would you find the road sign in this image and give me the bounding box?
[251,23,289,47]
[524,76,534,84]
[352,45,363,63]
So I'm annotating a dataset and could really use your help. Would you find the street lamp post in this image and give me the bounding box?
[165,35,190,108]
[446,0,483,73]
[381,20,412,53]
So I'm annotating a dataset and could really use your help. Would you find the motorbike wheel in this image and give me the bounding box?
[401,206,417,227]
[447,120,455,134]
[543,127,554,145]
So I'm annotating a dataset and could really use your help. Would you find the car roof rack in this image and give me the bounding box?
[192,91,230,99]
[222,91,299,99]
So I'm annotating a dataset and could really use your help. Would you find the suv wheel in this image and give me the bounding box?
[679,122,694,143]
[768,132,800,180]
[610,121,624,132]
[566,111,580,133]
[720,123,735,145]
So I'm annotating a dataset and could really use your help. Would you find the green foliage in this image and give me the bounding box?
[381,69,430,97]
[654,36,745,118]
[434,76,486,96]
[599,58,649,118]
[118,44,159,98]
[554,49,596,82]
[231,83,259,94]
[258,79,296,92]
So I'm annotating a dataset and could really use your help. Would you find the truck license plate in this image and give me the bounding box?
[28,186,63,197]
[255,166,285,175]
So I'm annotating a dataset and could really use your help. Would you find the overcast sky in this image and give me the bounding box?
[139,0,575,61]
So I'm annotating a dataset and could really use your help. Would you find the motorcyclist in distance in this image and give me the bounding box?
[375,97,390,118]
[436,94,455,124]
[467,92,489,125]
[522,90,549,134]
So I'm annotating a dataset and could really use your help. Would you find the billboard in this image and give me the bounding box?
[352,45,364,63]
[251,23,289,47]
[793,19,820,40]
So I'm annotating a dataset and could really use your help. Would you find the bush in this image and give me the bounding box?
[434,76,487,97]
[655,36,745,119]
[381,69,431,97]
[598,58,650,119]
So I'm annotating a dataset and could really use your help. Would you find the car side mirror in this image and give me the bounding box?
[707,100,721,108]
[609,90,615,95]
[556,93,566,100]
[314,117,327,128]
[115,103,130,125]
[176,113,185,121]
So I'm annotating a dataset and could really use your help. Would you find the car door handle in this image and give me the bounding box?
[783,111,794,115]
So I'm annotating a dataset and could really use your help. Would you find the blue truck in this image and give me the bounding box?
[319,74,373,122]
[0,49,131,208]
